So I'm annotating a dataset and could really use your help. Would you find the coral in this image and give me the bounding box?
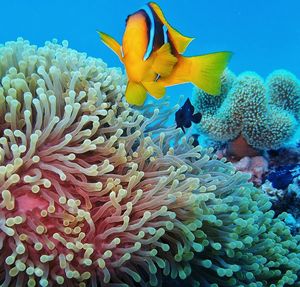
[230,155,268,186]
[216,147,269,186]
[262,177,300,235]
[262,180,286,203]
[267,164,300,190]
[268,146,300,167]
[267,69,300,118]
[192,69,236,116]
[0,39,300,287]
[193,70,300,156]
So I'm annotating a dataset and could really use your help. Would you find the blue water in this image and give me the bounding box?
[0,0,299,101]
[1,2,300,286]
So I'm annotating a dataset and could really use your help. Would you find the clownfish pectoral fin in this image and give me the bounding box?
[159,52,232,96]
[148,2,194,54]
[142,81,166,99]
[97,31,123,62]
[152,43,178,77]
[125,81,147,106]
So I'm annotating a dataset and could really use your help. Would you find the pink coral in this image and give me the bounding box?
[232,156,269,186]
[216,145,268,186]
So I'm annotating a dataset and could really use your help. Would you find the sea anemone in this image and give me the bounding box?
[0,39,300,287]
[0,38,202,287]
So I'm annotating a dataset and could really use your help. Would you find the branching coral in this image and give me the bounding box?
[0,39,300,287]
[193,70,300,157]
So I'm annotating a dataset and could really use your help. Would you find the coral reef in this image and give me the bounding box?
[217,152,269,186]
[193,69,300,158]
[262,151,300,236]
[268,70,300,118]
[262,177,300,235]
[268,146,300,167]
[0,39,300,287]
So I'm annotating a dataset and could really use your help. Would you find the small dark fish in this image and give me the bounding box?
[267,164,300,190]
[175,98,202,133]
[191,134,200,147]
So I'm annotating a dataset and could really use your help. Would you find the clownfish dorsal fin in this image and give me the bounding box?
[148,2,194,54]
[142,81,166,99]
[97,31,123,62]
[152,43,178,77]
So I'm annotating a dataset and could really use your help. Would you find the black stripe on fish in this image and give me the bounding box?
[142,3,174,59]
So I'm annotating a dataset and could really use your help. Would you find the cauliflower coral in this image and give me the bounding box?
[0,39,300,287]
[193,70,300,158]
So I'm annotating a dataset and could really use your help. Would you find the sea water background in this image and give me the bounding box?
[0,0,299,115]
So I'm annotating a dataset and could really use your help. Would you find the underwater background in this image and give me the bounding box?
[1,1,300,287]
[1,0,299,102]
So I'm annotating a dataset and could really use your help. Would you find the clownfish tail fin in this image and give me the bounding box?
[188,51,232,95]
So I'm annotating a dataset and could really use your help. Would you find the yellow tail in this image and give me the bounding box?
[189,52,232,95]
[159,51,232,95]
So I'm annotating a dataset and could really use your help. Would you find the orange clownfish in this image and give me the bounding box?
[98,2,232,106]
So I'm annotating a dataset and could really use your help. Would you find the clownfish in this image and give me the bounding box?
[98,2,232,106]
